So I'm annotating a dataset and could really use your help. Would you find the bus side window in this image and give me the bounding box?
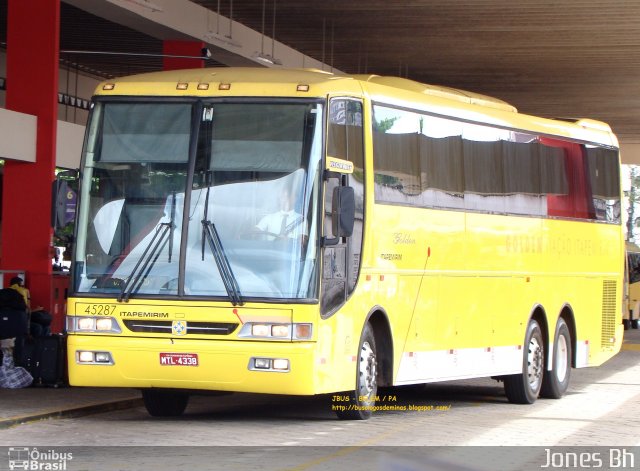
[321,98,365,317]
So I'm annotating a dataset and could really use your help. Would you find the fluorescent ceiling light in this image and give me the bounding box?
[203,32,242,48]
[252,52,282,66]
[120,0,164,13]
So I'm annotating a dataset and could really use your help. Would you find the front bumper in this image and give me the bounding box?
[68,334,318,395]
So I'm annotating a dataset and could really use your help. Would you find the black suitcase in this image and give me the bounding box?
[17,334,67,387]
[0,308,28,339]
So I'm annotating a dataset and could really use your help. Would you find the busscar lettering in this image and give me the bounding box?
[121,312,170,318]
[329,160,353,172]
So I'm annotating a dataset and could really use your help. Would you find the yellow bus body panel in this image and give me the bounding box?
[368,204,623,371]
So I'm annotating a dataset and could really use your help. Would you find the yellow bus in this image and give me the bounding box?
[67,68,624,419]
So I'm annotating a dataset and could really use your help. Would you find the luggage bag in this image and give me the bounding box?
[17,334,67,387]
[0,309,28,340]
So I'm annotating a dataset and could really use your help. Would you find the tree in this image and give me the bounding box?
[627,166,640,241]
[373,117,398,133]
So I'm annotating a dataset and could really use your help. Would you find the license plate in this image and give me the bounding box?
[159,353,199,366]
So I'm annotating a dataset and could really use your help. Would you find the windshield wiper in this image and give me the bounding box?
[117,224,170,302]
[167,191,176,263]
[200,171,243,306]
[118,193,177,302]
[202,219,243,306]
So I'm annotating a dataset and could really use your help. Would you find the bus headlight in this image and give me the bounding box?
[272,358,290,370]
[76,350,114,365]
[271,325,290,337]
[249,357,290,372]
[250,323,290,338]
[67,316,121,334]
[240,323,312,340]
[96,318,115,331]
[251,324,271,337]
[77,317,96,330]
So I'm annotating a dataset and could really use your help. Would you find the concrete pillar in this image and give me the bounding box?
[162,40,205,70]
[2,0,60,313]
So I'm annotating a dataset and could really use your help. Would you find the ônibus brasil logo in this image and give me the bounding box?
[8,447,73,470]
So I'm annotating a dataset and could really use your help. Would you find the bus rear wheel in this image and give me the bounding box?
[541,317,572,399]
[142,389,189,417]
[504,319,544,404]
[335,324,377,420]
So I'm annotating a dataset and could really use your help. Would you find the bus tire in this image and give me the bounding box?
[540,317,572,399]
[142,389,189,417]
[335,324,377,420]
[504,319,544,404]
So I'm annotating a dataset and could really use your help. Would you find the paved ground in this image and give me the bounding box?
[0,386,141,429]
[0,329,638,470]
[2,329,638,433]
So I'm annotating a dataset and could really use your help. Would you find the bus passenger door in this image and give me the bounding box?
[321,98,365,317]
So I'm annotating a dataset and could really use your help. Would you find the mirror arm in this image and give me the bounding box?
[322,235,341,247]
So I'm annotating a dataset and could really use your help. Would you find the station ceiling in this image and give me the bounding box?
[2,0,640,144]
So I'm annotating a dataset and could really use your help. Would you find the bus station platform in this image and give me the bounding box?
[0,386,142,429]
[1,328,639,430]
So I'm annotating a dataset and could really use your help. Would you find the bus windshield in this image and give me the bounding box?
[74,100,323,301]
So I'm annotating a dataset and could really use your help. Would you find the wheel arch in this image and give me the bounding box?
[529,304,550,353]
[558,304,577,368]
[364,306,394,387]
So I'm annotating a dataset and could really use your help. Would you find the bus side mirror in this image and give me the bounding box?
[324,186,355,246]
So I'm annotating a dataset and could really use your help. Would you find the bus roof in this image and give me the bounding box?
[352,75,518,112]
[95,67,618,147]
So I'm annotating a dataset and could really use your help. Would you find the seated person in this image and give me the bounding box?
[9,277,51,337]
[255,187,306,241]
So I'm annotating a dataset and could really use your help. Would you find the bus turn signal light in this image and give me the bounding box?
[294,324,312,339]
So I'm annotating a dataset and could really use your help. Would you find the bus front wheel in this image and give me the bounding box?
[335,324,377,420]
[142,389,189,417]
[504,319,544,404]
[540,317,572,399]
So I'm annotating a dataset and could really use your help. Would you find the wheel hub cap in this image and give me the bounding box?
[528,336,543,390]
[359,341,377,398]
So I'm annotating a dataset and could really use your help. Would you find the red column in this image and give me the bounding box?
[2,0,60,313]
[162,40,206,70]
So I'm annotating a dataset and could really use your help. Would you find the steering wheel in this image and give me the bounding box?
[243,229,282,240]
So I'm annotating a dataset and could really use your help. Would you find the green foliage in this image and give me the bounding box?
[373,117,398,133]
[626,166,640,241]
